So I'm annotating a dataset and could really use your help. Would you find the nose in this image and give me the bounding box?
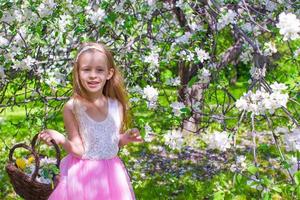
[89,70,98,78]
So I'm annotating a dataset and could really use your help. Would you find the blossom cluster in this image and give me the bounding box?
[37,0,57,18]
[177,48,210,63]
[283,128,300,152]
[288,156,299,175]
[217,9,237,30]
[263,42,277,56]
[142,85,159,109]
[198,68,211,84]
[235,82,289,115]
[144,123,155,142]
[170,102,185,116]
[230,155,247,172]
[163,129,184,150]
[250,66,266,80]
[204,131,232,152]
[276,12,300,41]
[85,6,106,25]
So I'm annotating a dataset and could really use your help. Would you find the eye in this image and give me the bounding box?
[82,68,90,71]
[97,69,104,72]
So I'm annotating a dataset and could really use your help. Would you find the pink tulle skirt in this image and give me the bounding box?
[48,154,135,200]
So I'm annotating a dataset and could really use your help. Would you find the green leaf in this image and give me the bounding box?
[272,185,282,193]
[294,171,300,185]
[247,165,258,175]
[262,191,271,200]
[236,174,243,184]
[282,160,291,169]
[213,191,225,200]
[188,76,199,87]
[233,195,247,200]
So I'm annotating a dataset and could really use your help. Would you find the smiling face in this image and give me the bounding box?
[77,50,114,97]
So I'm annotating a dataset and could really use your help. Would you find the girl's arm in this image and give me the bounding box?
[60,101,85,157]
[39,100,85,157]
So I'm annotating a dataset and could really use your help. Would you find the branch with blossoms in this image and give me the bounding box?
[0,1,300,198]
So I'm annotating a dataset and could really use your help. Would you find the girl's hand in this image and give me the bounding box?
[38,129,66,146]
[121,128,144,146]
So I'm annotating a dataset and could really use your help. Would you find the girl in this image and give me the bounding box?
[38,42,143,200]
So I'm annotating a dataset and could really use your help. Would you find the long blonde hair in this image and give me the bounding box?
[72,42,131,131]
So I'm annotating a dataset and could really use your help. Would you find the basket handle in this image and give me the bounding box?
[8,143,40,181]
[31,133,61,168]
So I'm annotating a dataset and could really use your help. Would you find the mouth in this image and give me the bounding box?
[87,81,100,87]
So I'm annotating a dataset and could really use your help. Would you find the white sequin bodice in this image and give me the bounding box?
[72,97,121,160]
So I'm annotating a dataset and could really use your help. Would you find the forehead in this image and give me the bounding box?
[78,50,108,67]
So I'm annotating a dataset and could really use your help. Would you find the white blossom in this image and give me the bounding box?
[233,155,247,172]
[128,85,143,95]
[264,42,277,56]
[294,48,300,58]
[240,47,253,64]
[235,97,248,111]
[198,68,211,83]
[144,52,159,66]
[204,131,231,151]
[14,26,27,43]
[175,32,192,44]
[0,36,9,46]
[195,48,210,63]
[163,2,172,10]
[284,128,300,152]
[217,10,237,30]
[143,85,158,101]
[175,0,184,8]
[129,97,139,103]
[40,157,56,166]
[250,66,266,79]
[274,127,289,134]
[276,12,300,41]
[241,22,253,33]
[23,8,38,23]
[270,82,288,92]
[14,9,24,22]
[147,0,156,6]
[288,156,299,175]
[166,77,181,86]
[170,102,185,116]
[13,56,37,71]
[265,0,277,12]
[186,51,194,61]
[235,84,289,115]
[189,22,203,32]
[86,7,106,24]
[144,123,155,142]
[143,85,159,109]
[44,68,66,88]
[37,0,57,17]
[1,11,14,23]
[164,129,184,150]
[0,66,6,80]
[58,14,72,32]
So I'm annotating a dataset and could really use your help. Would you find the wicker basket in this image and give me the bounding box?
[6,134,61,200]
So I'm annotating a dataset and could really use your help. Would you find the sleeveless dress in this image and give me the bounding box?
[48,97,135,200]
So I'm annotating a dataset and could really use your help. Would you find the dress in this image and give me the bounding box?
[48,97,135,200]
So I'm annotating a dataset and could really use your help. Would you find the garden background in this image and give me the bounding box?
[0,0,299,199]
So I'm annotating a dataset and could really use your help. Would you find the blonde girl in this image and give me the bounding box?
[39,42,143,200]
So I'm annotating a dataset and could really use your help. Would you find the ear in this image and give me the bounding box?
[107,68,114,80]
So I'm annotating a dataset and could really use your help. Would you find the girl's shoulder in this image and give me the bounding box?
[64,96,87,114]
[63,98,76,114]
[110,97,122,108]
